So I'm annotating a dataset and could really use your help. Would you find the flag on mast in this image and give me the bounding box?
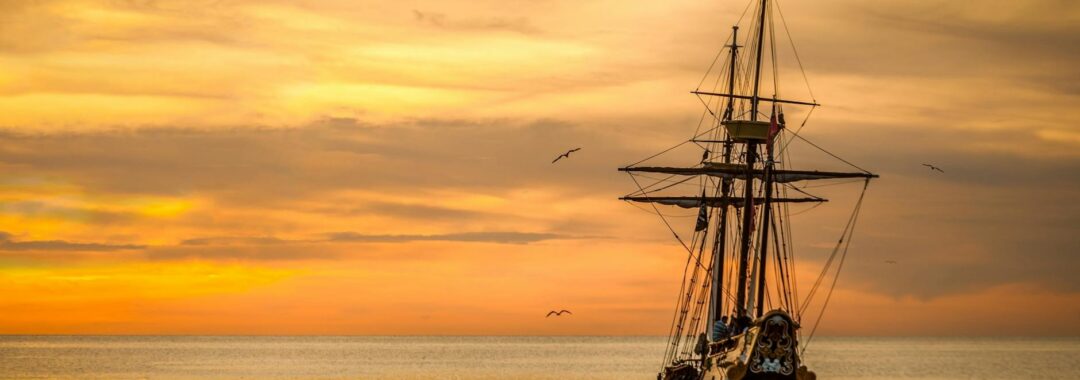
[767,106,783,151]
[695,190,709,231]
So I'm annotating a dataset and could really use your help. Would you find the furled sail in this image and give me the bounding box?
[618,163,876,183]
[619,196,826,209]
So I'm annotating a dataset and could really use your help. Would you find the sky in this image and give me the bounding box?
[0,0,1077,336]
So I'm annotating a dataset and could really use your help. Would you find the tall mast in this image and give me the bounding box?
[749,0,768,121]
[721,26,740,123]
[753,0,776,319]
[735,0,769,321]
[755,118,775,318]
[708,25,740,333]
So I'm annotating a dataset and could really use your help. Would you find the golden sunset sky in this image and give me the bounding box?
[0,0,1077,336]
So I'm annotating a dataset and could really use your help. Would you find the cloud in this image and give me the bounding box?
[0,1,75,54]
[179,231,575,247]
[319,201,496,221]
[144,242,336,261]
[0,201,136,224]
[775,0,1080,81]
[144,229,578,260]
[179,236,293,246]
[0,117,638,204]
[326,231,568,244]
[412,9,542,35]
[0,232,145,252]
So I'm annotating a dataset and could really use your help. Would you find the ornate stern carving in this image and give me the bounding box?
[748,312,799,376]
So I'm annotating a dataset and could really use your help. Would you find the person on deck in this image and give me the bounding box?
[736,315,753,333]
[712,316,730,340]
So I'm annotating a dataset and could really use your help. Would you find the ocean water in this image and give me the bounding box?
[0,336,1077,379]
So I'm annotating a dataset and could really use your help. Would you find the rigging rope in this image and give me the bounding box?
[624,174,697,197]
[777,105,815,156]
[774,0,816,102]
[696,34,735,91]
[624,124,723,169]
[785,201,824,217]
[632,173,723,368]
[777,133,801,322]
[629,174,695,256]
[789,132,873,174]
[800,179,870,356]
[769,0,780,102]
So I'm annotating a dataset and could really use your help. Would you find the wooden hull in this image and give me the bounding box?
[662,310,816,380]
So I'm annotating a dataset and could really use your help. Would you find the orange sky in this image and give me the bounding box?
[0,0,1077,336]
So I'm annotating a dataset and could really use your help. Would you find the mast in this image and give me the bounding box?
[708,25,739,334]
[749,0,768,121]
[755,110,776,318]
[752,0,776,320]
[735,0,769,322]
[721,26,739,123]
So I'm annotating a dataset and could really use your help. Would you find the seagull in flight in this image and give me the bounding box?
[921,163,944,173]
[546,310,572,317]
[552,148,581,163]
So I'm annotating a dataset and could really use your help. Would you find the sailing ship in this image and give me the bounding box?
[619,1,878,379]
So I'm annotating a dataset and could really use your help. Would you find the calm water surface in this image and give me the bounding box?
[0,336,1077,379]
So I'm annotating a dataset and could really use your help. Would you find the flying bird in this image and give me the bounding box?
[921,163,944,173]
[546,310,572,317]
[552,148,582,163]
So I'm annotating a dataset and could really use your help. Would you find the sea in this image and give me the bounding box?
[0,336,1077,379]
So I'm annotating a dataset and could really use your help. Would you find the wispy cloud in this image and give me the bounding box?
[326,231,568,244]
[318,201,496,220]
[0,232,145,252]
[412,9,542,35]
[0,118,632,203]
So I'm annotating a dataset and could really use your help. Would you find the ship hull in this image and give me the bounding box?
[662,310,816,380]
